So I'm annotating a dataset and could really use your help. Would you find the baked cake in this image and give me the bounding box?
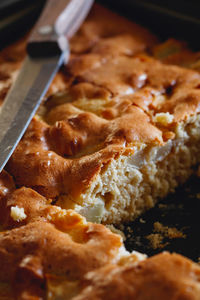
[5,5,200,224]
[0,3,200,299]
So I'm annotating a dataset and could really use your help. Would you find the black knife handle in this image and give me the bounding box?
[27,0,94,58]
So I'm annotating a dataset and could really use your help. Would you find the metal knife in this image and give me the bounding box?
[0,0,94,173]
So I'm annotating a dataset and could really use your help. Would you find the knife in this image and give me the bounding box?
[0,0,94,173]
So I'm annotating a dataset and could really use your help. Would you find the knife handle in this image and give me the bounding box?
[27,0,93,57]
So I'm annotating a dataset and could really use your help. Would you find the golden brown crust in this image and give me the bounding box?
[0,220,122,282]
[68,53,200,119]
[74,252,200,300]
[0,171,123,298]
[0,176,123,298]
[70,4,157,55]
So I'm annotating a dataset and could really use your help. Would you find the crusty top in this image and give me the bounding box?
[1,4,199,202]
[0,171,124,299]
[73,252,200,300]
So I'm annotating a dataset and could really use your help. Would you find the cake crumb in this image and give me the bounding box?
[10,206,27,222]
[146,233,168,249]
[139,218,146,223]
[146,222,186,249]
[153,222,186,239]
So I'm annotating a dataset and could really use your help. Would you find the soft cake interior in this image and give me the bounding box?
[72,115,200,223]
[50,95,200,224]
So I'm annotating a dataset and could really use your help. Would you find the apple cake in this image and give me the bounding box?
[0,3,200,299]
[4,5,200,224]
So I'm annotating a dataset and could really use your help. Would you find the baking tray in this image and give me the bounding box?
[1,0,200,262]
[123,175,200,262]
[99,0,200,48]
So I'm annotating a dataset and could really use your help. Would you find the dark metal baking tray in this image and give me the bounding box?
[99,0,200,48]
[123,175,200,262]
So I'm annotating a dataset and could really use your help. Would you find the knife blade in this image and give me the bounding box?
[0,0,93,173]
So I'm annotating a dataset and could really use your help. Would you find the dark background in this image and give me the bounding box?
[1,0,200,48]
